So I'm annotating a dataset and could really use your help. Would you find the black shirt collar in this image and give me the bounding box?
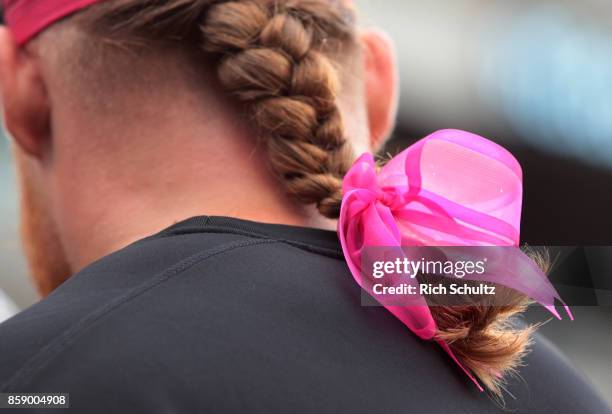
[154,216,343,256]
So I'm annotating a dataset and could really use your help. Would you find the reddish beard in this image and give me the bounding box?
[16,154,72,297]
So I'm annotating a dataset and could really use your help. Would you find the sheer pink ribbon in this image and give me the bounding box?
[337,129,572,390]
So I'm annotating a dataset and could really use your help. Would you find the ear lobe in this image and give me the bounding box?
[0,28,51,159]
[360,29,399,151]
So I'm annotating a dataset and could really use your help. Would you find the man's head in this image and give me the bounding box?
[0,0,399,295]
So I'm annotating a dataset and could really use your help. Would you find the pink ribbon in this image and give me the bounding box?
[337,129,572,390]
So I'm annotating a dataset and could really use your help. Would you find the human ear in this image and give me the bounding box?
[360,29,399,151]
[0,28,51,158]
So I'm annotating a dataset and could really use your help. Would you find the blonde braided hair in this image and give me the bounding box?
[201,0,354,218]
[74,0,355,218]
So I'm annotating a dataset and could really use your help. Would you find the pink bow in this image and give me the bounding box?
[337,129,572,390]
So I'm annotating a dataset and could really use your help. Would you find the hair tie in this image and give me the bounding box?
[337,129,572,390]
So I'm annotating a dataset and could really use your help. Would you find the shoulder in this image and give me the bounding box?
[507,331,611,413]
[0,230,343,391]
[0,233,350,412]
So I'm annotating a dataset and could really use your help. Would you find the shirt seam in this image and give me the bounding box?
[1,238,277,392]
[156,226,343,259]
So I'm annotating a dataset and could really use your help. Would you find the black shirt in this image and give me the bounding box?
[0,216,609,413]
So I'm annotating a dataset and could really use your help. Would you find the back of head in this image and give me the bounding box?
[49,0,359,218]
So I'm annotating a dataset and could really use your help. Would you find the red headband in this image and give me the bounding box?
[3,0,106,45]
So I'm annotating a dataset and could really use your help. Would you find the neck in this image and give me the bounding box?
[52,101,335,272]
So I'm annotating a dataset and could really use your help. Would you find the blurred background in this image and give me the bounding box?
[1,0,612,405]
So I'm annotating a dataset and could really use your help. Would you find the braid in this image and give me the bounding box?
[201,0,355,218]
[72,0,356,218]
